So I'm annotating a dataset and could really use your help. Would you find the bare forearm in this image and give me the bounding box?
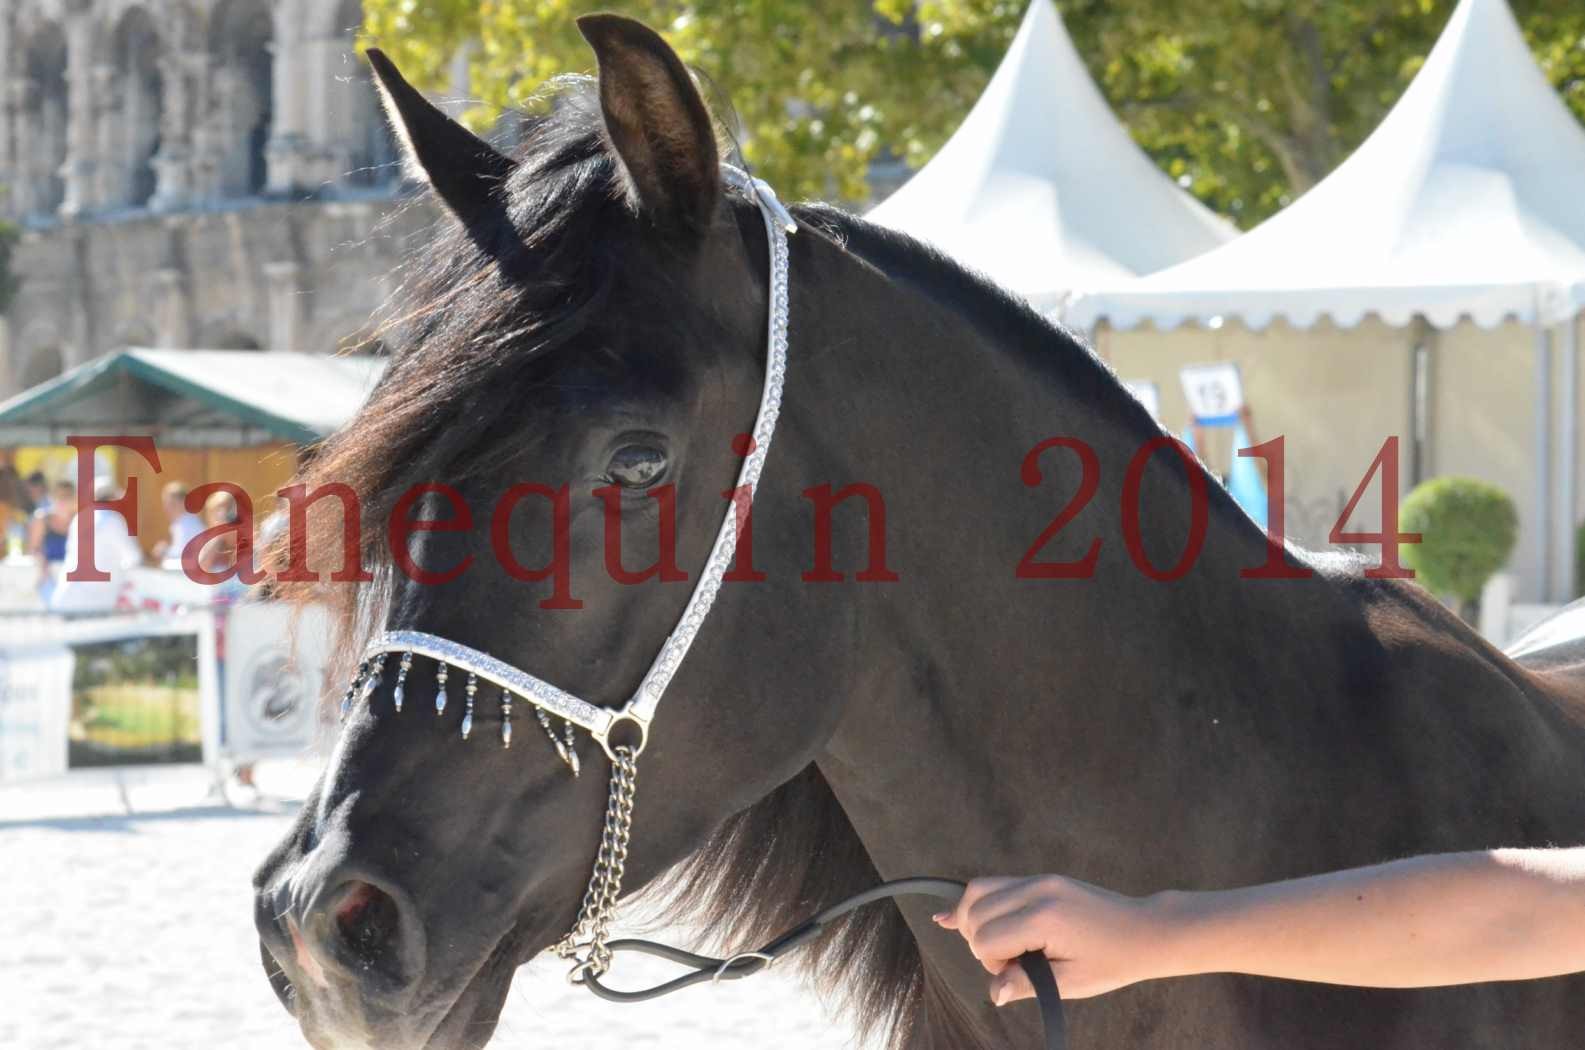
[1156,849,1585,987]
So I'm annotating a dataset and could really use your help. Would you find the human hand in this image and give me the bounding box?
[934,875,1182,1003]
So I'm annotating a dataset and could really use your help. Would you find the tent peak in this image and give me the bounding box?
[1068,0,1585,332]
[867,0,1232,310]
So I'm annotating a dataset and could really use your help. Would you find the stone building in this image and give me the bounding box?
[0,0,438,400]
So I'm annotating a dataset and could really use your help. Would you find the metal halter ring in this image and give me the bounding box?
[595,712,650,763]
[566,951,603,986]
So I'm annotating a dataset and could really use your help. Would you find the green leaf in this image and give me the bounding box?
[359,0,1585,222]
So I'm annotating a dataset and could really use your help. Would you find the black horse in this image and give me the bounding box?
[254,15,1585,1050]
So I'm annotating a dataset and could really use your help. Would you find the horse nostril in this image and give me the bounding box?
[300,870,423,992]
[334,880,403,968]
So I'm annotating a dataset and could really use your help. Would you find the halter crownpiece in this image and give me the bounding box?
[338,164,796,981]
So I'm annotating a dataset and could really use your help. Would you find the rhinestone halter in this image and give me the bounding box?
[340,165,796,982]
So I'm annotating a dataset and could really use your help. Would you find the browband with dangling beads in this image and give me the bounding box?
[340,639,585,776]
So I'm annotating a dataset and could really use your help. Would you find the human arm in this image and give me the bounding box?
[938,848,1585,1003]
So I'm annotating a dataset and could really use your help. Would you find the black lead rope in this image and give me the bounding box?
[581,876,1067,1050]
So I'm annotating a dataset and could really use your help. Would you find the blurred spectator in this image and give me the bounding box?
[0,453,40,542]
[22,470,48,514]
[3,467,47,559]
[50,477,145,613]
[153,481,205,570]
[28,479,75,604]
[198,489,241,576]
[198,488,255,789]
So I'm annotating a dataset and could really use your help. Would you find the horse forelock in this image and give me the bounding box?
[268,78,629,671]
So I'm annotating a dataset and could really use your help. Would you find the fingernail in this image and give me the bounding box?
[931,912,949,923]
[994,986,1010,1007]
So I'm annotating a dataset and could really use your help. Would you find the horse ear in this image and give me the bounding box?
[577,14,721,234]
[365,48,517,228]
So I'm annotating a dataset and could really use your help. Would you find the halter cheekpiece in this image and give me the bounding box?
[337,164,797,983]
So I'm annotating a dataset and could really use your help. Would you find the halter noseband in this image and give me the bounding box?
[336,165,796,980]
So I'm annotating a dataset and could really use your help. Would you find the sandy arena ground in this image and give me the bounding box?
[1,761,863,1050]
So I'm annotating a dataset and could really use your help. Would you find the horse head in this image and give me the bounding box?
[253,17,861,1049]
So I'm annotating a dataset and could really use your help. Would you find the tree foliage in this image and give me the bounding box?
[1400,476,1518,608]
[361,0,1585,225]
[1065,0,1585,223]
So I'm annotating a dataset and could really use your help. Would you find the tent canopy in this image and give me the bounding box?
[1067,0,1585,332]
[0,349,387,447]
[866,0,1233,309]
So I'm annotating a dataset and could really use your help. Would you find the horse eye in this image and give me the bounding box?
[608,445,667,488]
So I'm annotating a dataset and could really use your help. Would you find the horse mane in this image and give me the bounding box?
[644,763,995,1050]
[799,203,1143,417]
[273,76,982,1050]
[802,202,1265,539]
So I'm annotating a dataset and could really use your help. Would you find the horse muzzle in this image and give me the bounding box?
[255,853,466,1049]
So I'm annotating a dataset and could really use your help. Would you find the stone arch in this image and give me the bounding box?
[205,329,263,351]
[107,5,165,208]
[18,20,69,217]
[113,318,157,348]
[207,0,274,197]
[330,0,396,190]
[18,343,65,390]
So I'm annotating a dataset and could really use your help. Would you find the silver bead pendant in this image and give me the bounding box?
[562,720,579,777]
[361,654,386,704]
[393,651,412,713]
[536,708,581,777]
[338,660,369,722]
[461,673,477,740]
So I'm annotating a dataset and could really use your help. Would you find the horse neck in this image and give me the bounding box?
[784,214,1585,892]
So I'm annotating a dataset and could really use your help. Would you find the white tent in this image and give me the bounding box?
[866,0,1234,310]
[1068,0,1585,600]
[1066,0,1585,333]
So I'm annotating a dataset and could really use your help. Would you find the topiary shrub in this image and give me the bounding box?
[1400,476,1517,617]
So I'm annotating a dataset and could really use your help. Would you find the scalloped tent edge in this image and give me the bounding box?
[865,0,1234,311]
[1097,282,1585,335]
